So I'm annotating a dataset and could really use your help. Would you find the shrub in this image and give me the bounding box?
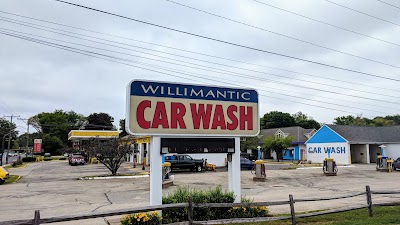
[22,157,36,162]
[43,158,53,161]
[161,186,268,223]
[11,160,23,167]
[121,212,161,225]
[58,157,67,160]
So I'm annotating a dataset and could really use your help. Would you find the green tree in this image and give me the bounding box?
[42,134,63,155]
[29,110,86,148]
[293,111,321,130]
[260,111,296,129]
[0,118,18,151]
[384,115,400,125]
[240,136,260,152]
[18,132,41,148]
[297,119,321,130]
[371,117,396,126]
[263,136,293,162]
[85,113,114,130]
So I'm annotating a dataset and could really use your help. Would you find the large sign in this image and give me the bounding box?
[33,139,42,153]
[126,80,259,136]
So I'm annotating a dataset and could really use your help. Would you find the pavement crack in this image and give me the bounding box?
[103,217,111,225]
[105,193,112,205]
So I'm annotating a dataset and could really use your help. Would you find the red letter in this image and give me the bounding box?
[227,105,238,130]
[211,105,227,130]
[136,100,151,129]
[152,102,169,128]
[191,104,213,129]
[240,106,253,130]
[171,102,187,129]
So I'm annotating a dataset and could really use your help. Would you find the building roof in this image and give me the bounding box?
[260,126,316,143]
[326,125,400,143]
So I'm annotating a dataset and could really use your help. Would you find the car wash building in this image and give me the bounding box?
[306,125,400,165]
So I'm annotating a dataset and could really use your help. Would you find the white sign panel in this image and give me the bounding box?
[306,143,350,165]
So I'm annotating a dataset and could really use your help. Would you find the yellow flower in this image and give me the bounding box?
[137,219,140,221]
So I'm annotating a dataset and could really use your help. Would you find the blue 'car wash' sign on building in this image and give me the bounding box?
[306,125,400,165]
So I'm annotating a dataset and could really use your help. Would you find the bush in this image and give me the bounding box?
[22,157,36,162]
[11,160,23,167]
[58,157,67,160]
[121,212,161,225]
[161,186,268,223]
[43,158,52,161]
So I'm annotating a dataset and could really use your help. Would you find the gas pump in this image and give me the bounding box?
[376,145,393,172]
[252,160,266,182]
[323,147,337,176]
[323,158,338,176]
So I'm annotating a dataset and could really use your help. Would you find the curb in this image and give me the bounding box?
[297,165,355,170]
[79,174,149,180]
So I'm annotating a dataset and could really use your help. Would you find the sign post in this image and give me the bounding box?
[126,80,259,204]
[33,139,42,154]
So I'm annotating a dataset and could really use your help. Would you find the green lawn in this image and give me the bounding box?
[232,206,400,225]
[5,163,27,169]
[4,175,21,184]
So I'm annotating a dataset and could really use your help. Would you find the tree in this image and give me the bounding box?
[263,136,293,162]
[0,118,18,151]
[260,111,296,129]
[42,134,63,155]
[240,136,260,152]
[371,117,396,127]
[85,113,114,130]
[87,138,131,176]
[292,111,321,130]
[333,115,371,126]
[18,132,41,148]
[119,119,128,138]
[29,110,86,155]
[384,115,400,125]
[297,119,321,130]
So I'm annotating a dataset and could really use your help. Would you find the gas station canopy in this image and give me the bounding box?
[68,130,119,141]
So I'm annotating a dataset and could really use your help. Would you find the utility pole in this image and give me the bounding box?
[4,114,20,164]
[18,118,30,156]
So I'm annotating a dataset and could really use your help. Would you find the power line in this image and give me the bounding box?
[2,26,399,101]
[325,0,400,27]
[1,11,399,93]
[251,0,400,47]
[0,30,391,117]
[165,0,400,69]
[376,0,400,10]
[2,29,398,107]
[50,0,400,82]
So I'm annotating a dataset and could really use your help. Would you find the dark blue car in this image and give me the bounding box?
[241,158,255,170]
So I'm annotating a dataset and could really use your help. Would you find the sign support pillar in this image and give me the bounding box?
[150,136,162,206]
[228,137,241,203]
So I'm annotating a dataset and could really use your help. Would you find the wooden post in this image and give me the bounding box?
[366,186,373,217]
[289,194,296,225]
[34,210,40,225]
[188,196,193,225]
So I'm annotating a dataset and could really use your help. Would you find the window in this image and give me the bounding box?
[276,130,285,138]
[184,155,193,160]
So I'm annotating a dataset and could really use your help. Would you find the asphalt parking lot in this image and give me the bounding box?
[1,161,399,224]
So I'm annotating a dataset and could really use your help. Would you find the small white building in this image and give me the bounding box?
[306,125,400,164]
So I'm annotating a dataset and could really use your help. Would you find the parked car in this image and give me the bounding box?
[241,158,255,170]
[0,166,10,185]
[165,154,204,172]
[393,157,400,171]
[69,155,86,166]
[44,153,51,157]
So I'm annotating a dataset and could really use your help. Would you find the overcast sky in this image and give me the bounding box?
[1,0,400,133]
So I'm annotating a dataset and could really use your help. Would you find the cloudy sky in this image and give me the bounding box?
[1,0,400,133]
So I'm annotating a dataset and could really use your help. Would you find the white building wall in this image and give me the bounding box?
[384,144,400,160]
[271,150,277,160]
[306,143,351,165]
[188,153,227,167]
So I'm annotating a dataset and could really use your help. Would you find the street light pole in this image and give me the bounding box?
[1,132,10,166]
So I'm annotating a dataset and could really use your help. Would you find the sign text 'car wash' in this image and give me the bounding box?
[126,80,259,136]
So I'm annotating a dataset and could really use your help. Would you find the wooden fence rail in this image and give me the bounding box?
[1,186,400,225]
